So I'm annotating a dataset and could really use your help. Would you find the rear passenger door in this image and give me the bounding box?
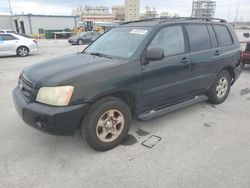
[142,25,191,111]
[212,24,236,68]
[185,24,220,94]
[0,34,18,55]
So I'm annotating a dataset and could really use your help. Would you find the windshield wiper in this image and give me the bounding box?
[90,52,114,59]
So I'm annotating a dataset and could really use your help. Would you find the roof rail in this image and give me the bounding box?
[121,17,227,25]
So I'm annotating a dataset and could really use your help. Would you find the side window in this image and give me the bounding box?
[2,34,17,41]
[213,25,233,46]
[186,24,211,52]
[246,44,250,52]
[148,25,185,56]
[207,25,218,48]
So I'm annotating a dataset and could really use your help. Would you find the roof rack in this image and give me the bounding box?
[121,17,227,25]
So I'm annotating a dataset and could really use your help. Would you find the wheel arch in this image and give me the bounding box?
[89,90,137,117]
[222,66,235,85]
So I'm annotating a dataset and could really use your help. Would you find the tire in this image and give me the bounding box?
[208,70,231,104]
[77,39,84,45]
[17,46,29,57]
[80,96,131,151]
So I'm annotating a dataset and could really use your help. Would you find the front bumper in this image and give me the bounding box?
[13,87,89,136]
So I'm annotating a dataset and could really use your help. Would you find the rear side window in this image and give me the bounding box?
[2,34,17,40]
[186,24,211,52]
[246,44,250,52]
[213,25,233,46]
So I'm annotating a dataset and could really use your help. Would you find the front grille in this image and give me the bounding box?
[19,76,37,102]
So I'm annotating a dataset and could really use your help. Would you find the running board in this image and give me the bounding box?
[137,95,208,121]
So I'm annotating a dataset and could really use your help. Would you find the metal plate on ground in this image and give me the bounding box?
[141,135,162,148]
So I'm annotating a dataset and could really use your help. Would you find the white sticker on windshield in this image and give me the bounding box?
[130,29,148,35]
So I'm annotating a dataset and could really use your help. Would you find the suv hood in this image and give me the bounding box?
[22,53,124,88]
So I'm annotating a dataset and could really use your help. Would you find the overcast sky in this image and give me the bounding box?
[0,0,249,21]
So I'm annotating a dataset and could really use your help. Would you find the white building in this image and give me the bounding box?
[72,6,110,16]
[0,14,79,36]
[141,7,159,19]
[191,0,216,18]
[125,0,140,21]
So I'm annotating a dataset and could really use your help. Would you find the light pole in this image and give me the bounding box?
[8,0,13,15]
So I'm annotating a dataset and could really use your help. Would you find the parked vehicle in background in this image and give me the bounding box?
[0,33,38,57]
[0,29,16,34]
[240,41,250,67]
[13,17,242,151]
[68,31,100,45]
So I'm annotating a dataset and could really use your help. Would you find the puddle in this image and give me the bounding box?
[211,105,217,108]
[136,129,150,136]
[240,88,250,96]
[122,134,138,146]
[203,123,212,127]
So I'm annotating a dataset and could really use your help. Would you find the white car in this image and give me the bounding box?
[0,33,38,57]
[0,29,16,34]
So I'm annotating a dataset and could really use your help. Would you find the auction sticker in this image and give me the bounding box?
[130,29,148,35]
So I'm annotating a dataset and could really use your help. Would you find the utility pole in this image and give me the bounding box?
[8,0,13,15]
[234,1,239,23]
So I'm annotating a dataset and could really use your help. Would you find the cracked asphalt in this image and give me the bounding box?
[0,39,250,188]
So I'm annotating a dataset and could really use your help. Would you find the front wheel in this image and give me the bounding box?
[77,39,84,45]
[208,70,231,104]
[80,96,131,151]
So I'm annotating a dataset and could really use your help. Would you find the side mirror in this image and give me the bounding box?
[243,33,250,38]
[146,48,164,61]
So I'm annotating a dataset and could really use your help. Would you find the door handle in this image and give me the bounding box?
[181,57,189,64]
[215,50,220,56]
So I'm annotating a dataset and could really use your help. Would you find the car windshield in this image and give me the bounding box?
[79,32,88,36]
[85,27,150,59]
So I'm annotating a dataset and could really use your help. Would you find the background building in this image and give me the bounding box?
[125,0,140,21]
[191,0,216,18]
[72,5,115,22]
[0,15,12,29]
[141,7,159,19]
[112,5,125,21]
[0,14,79,37]
[72,5,110,16]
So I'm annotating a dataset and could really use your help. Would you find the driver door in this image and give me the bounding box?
[142,25,192,111]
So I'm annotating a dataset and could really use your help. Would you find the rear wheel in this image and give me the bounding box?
[208,70,231,104]
[80,96,131,151]
[17,46,29,57]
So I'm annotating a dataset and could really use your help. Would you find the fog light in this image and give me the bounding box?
[35,117,47,129]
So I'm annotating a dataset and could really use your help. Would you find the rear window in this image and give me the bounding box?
[186,24,211,52]
[213,25,233,46]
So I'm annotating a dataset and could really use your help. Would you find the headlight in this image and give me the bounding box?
[36,86,74,106]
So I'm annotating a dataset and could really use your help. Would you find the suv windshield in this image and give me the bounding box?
[85,27,150,59]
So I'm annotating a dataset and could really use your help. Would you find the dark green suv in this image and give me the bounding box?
[13,18,242,151]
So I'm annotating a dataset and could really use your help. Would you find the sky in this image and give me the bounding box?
[0,0,249,22]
